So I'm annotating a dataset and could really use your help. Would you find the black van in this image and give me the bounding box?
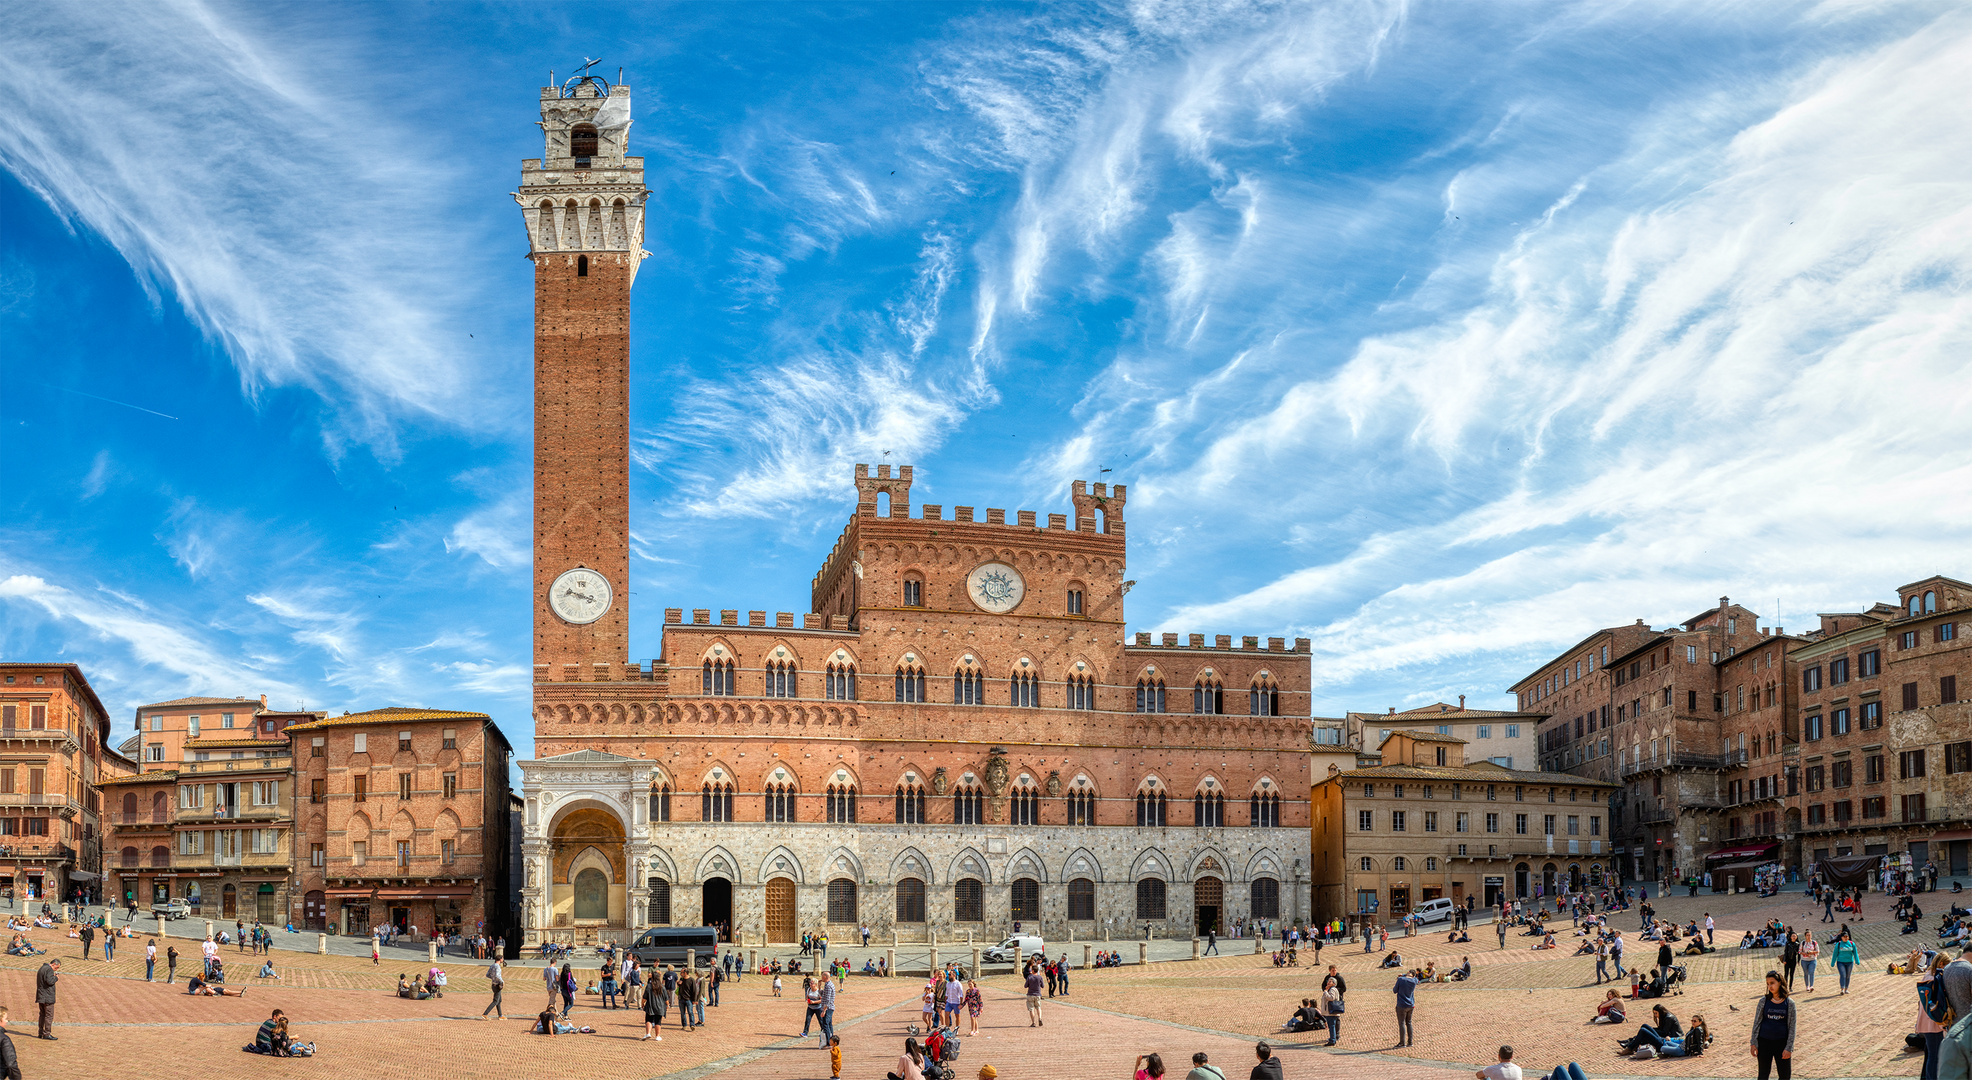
[629,926,719,968]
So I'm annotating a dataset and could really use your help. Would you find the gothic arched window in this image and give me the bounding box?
[1011,785,1040,825]
[700,782,734,822]
[1066,785,1097,826]
[895,666,927,703]
[954,667,984,706]
[1193,677,1223,715]
[1249,677,1280,717]
[895,784,927,824]
[954,784,985,825]
[1193,787,1224,828]
[826,662,856,701]
[1066,673,1096,710]
[648,782,671,823]
[1136,677,1166,713]
[1010,671,1039,708]
[827,784,857,823]
[1135,785,1167,827]
[765,659,797,698]
[703,658,735,696]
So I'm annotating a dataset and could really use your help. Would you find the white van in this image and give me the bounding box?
[982,934,1045,963]
[1412,898,1457,925]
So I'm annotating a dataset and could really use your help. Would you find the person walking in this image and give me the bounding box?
[145,939,157,981]
[1393,966,1418,1048]
[78,924,93,960]
[543,958,559,1009]
[1917,954,1949,1080]
[1497,918,1507,950]
[1781,931,1801,989]
[482,956,505,1021]
[1594,935,1609,984]
[1206,927,1219,955]
[1610,932,1627,979]
[818,971,837,1048]
[1705,913,1716,945]
[559,962,576,1018]
[1799,933,1819,992]
[371,936,380,965]
[1831,929,1859,995]
[34,959,58,1040]
[103,930,115,962]
[1320,967,1346,1046]
[1822,889,1837,923]
[964,978,983,1036]
[1751,971,1795,1080]
[641,970,667,1041]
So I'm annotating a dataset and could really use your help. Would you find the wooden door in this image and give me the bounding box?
[766,877,797,944]
[1194,876,1223,934]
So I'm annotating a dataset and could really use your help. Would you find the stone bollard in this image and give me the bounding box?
[686,948,696,973]
[971,946,981,979]
[318,934,328,955]
[1138,941,1149,965]
[928,946,938,977]
[158,916,168,940]
[1253,935,1264,955]
[1192,937,1200,961]
[929,927,937,947]
[967,929,973,945]
[429,941,438,963]
[206,920,215,940]
[1083,943,1092,968]
[893,929,900,947]
[748,948,757,973]
[1104,926,1111,942]
[886,947,895,976]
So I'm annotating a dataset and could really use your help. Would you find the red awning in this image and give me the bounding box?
[1706,844,1778,862]
[373,887,474,900]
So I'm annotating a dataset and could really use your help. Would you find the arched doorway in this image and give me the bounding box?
[1194,876,1223,934]
[765,877,797,944]
[550,807,626,931]
[1568,864,1583,891]
[702,877,733,939]
[1541,862,1557,895]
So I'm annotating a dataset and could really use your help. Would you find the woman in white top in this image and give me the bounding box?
[1798,934,1819,992]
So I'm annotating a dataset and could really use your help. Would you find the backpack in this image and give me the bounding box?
[1925,978,1958,1026]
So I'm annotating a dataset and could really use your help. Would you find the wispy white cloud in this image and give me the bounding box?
[1135,14,1972,702]
[445,493,530,570]
[0,0,496,456]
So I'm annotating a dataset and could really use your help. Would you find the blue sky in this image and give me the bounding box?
[4,1,1969,760]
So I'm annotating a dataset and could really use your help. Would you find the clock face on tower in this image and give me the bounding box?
[965,562,1026,614]
[548,568,613,625]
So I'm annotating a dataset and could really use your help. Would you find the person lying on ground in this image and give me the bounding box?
[186,975,245,997]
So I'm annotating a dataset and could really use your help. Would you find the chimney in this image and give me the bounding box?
[1459,694,1466,710]
[1388,707,1396,715]
[259,695,268,708]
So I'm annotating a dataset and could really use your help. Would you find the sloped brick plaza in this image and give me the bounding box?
[0,887,1937,1079]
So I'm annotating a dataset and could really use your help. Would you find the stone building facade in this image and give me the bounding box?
[0,663,113,904]
[288,708,513,940]
[512,74,1310,948]
[1311,731,1618,925]
[1333,700,1543,772]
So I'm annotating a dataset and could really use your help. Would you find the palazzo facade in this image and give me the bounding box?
[513,74,1311,947]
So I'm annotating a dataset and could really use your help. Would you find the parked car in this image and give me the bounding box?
[1411,898,1457,925]
[627,926,719,969]
[151,899,193,921]
[982,934,1045,963]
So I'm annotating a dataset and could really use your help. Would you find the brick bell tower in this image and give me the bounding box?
[517,68,645,680]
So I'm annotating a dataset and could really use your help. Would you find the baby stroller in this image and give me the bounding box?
[1661,964,1688,996]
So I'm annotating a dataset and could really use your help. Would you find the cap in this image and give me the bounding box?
[978,1068,998,1079]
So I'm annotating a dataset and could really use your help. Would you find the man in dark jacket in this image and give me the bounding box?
[1617,1005,1681,1052]
[78,924,93,959]
[1251,1041,1284,1080]
[0,1004,21,1079]
[35,959,60,1039]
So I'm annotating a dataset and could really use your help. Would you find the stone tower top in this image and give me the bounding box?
[514,71,648,275]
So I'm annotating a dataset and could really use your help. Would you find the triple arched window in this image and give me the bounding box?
[1066,673,1096,710]
[765,660,797,698]
[826,784,857,823]
[1250,790,1280,828]
[1136,678,1167,713]
[895,784,927,824]
[1194,788,1225,828]
[895,666,927,703]
[954,668,984,705]
[1135,788,1168,826]
[703,659,735,696]
[765,782,797,823]
[1249,679,1280,716]
[826,663,856,701]
[701,782,734,822]
[1010,671,1040,708]
[1066,787,1097,826]
[1011,786,1040,825]
[954,784,985,825]
[1193,677,1223,715]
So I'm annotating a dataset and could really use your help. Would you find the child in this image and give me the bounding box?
[772,972,783,997]
[829,1034,842,1079]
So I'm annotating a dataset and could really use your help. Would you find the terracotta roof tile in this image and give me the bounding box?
[283,706,490,732]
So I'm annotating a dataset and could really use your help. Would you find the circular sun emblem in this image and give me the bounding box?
[965,561,1026,614]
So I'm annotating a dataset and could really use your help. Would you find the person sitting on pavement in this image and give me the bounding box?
[1379,951,1404,968]
[397,974,430,1000]
[1594,990,1626,1024]
[1616,1005,1682,1052]
[186,974,246,997]
[1626,1014,1708,1058]
[1534,933,1558,950]
[256,958,280,979]
[1285,999,1321,1032]
[1449,957,1473,981]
